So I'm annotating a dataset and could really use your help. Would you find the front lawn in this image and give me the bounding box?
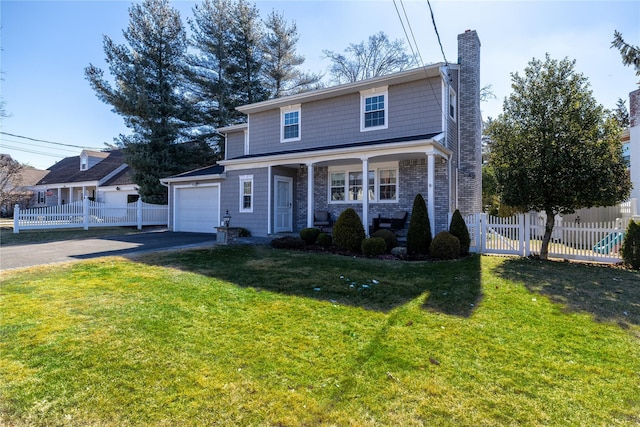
[1,246,639,426]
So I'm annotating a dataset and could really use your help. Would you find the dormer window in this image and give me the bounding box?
[360,87,388,132]
[80,154,88,171]
[281,105,301,142]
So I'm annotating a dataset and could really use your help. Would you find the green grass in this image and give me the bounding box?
[1,246,639,426]
[0,226,155,247]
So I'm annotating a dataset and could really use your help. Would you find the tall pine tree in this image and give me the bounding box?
[187,0,234,132]
[85,0,215,203]
[227,0,268,107]
[262,11,322,98]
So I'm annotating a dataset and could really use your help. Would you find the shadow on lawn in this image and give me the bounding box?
[494,257,640,328]
[137,245,482,315]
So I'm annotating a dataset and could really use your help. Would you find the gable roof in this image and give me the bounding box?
[236,65,449,115]
[36,150,133,186]
[161,164,225,184]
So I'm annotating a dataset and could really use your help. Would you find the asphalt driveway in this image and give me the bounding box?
[0,230,219,271]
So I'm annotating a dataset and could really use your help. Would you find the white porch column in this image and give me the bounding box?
[361,157,369,236]
[427,152,435,237]
[267,165,273,235]
[57,188,62,206]
[307,162,314,228]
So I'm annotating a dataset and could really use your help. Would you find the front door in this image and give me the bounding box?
[274,176,293,233]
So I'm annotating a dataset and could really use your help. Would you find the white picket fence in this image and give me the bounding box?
[13,198,168,233]
[463,213,629,263]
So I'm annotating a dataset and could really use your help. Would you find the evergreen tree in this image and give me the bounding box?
[449,209,470,255]
[611,30,640,80]
[85,0,216,203]
[186,0,235,155]
[406,193,432,255]
[487,55,631,260]
[262,11,321,98]
[612,98,630,129]
[227,0,268,107]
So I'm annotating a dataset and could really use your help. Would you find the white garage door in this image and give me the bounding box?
[174,185,219,233]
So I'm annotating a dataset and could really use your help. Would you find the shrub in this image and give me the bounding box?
[429,231,460,260]
[300,227,321,245]
[407,194,432,255]
[270,236,305,250]
[621,220,640,269]
[332,208,366,252]
[316,232,332,248]
[371,229,398,252]
[238,227,251,237]
[449,209,470,255]
[361,237,387,258]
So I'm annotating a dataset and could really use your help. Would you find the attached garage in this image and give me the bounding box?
[174,184,220,233]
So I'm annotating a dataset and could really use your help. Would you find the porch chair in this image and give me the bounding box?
[376,210,408,233]
[313,210,332,231]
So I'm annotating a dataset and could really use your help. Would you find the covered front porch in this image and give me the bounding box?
[223,134,453,237]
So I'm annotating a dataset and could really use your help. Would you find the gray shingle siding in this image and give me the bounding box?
[239,78,444,158]
[220,168,270,235]
[225,130,246,159]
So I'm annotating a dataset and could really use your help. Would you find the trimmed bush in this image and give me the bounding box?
[316,232,332,249]
[429,231,460,260]
[361,237,387,258]
[332,208,366,252]
[372,229,398,252]
[622,220,640,269]
[407,194,432,255]
[300,227,321,245]
[270,236,305,250]
[449,209,470,255]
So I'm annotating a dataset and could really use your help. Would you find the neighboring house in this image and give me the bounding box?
[161,30,482,236]
[0,155,48,216]
[30,149,140,207]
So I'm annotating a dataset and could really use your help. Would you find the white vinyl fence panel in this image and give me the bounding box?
[14,198,168,233]
[463,213,628,263]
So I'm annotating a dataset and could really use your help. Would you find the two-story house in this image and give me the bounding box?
[161,30,482,237]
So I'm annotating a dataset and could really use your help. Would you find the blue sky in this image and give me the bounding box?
[1,0,638,170]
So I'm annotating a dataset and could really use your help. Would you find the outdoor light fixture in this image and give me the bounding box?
[222,210,232,227]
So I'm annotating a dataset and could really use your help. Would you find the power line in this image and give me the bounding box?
[426,0,449,66]
[392,0,419,65]
[0,131,103,150]
[0,143,69,158]
[1,138,79,154]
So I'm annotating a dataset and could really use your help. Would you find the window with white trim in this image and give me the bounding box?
[239,175,253,212]
[360,87,388,132]
[281,105,301,142]
[449,87,457,120]
[80,154,88,171]
[329,163,398,203]
[37,191,46,204]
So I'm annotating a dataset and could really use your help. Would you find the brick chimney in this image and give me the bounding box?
[457,30,482,215]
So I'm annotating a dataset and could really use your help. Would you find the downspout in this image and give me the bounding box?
[457,68,461,210]
[160,179,170,230]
